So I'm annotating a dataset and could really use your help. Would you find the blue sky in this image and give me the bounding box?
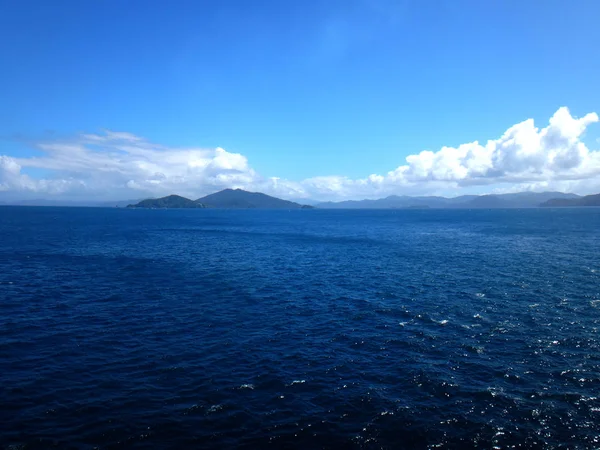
[1,0,600,201]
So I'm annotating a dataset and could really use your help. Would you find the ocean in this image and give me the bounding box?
[1,206,599,449]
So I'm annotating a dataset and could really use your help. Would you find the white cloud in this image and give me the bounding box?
[5,132,261,200]
[395,107,599,187]
[0,107,599,201]
[81,130,144,142]
[0,155,85,195]
[0,156,27,191]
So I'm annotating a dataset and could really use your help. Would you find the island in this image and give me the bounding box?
[540,193,600,207]
[127,189,314,209]
[316,191,580,209]
[127,195,206,209]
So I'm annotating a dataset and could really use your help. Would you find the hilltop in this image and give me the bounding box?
[196,189,312,209]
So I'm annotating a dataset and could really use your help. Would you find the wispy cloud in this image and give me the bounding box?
[1,107,599,201]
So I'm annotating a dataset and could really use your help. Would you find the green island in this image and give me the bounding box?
[127,188,314,209]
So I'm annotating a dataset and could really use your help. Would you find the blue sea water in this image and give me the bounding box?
[1,206,600,449]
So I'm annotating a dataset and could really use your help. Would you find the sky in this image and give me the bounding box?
[1,0,600,202]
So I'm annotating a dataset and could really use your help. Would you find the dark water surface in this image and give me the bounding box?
[1,207,600,449]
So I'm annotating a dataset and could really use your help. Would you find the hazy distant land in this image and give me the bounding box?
[127,190,596,210]
[4,189,600,209]
[316,191,582,209]
[539,193,600,207]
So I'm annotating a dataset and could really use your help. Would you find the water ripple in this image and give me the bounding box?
[1,207,600,448]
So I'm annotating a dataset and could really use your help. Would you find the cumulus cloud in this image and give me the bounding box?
[4,132,261,200]
[389,107,599,187]
[0,155,85,195]
[0,107,599,201]
[0,156,27,191]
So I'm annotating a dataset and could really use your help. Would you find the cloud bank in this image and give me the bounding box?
[1,107,599,201]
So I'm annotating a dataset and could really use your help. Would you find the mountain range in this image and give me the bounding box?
[316,191,580,209]
[3,189,599,209]
[540,193,600,207]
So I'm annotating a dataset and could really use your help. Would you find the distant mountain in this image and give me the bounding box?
[128,195,206,209]
[127,189,313,209]
[4,190,585,210]
[317,192,580,209]
[196,189,313,209]
[540,193,600,207]
[458,192,580,208]
[463,195,509,208]
[0,198,144,207]
[317,195,462,209]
